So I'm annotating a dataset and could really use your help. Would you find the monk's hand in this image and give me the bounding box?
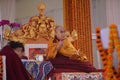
[70,53,80,60]
[76,49,88,62]
[80,56,88,62]
[79,53,88,62]
[56,40,64,51]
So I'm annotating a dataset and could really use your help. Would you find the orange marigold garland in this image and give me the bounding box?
[96,25,120,80]
[0,56,3,80]
[96,27,108,71]
[109,24,120,79]
[106,24,116,80]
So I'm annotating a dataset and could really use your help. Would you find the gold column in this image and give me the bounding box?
[64,0,93,63]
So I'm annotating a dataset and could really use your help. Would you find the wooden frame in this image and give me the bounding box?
[24,44,48,60]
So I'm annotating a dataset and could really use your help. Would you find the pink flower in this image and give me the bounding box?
[0,22,2,26]
[9,22,21,28]
[1,20,10,25]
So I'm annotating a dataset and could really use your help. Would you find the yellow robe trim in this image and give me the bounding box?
[58,38,77,57]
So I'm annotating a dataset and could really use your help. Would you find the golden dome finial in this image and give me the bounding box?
[37,2,46,11]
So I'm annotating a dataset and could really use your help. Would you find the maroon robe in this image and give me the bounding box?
[48,54,104,77]
[0,46,33,80]
[21,55,28,60]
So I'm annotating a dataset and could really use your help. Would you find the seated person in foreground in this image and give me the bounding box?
[16,47,28,60]
[46,26,103,74]
[8,41,28,60]
[0,41,33,80]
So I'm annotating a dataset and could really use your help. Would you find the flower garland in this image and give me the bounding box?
[108,24,120,79]
[96,25,120,80]
[0,56,3,80]
[96,27,108,71]
[106,24,116,80]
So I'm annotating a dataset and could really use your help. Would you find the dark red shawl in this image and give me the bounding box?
[0,46,33,80]
[48,54,104,77]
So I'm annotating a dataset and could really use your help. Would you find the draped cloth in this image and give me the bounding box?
[22,60,53,80]
[0,46,33,80]
[47,54,104,79]
[22,60,39,80]
[49,54,103,72]
[38,61,53,80]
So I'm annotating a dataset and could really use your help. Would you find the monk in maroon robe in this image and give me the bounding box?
[0,41,33,80]
[46,26,103,77]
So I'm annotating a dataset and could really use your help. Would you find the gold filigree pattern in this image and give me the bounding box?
[4,3,56,43]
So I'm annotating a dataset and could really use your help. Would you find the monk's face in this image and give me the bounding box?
[14,47,23,57]
[55,27,66,40]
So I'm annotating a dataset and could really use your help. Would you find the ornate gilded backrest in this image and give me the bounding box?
[4,2,56,44]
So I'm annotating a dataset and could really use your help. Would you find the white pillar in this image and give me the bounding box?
[106,0,120,26]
